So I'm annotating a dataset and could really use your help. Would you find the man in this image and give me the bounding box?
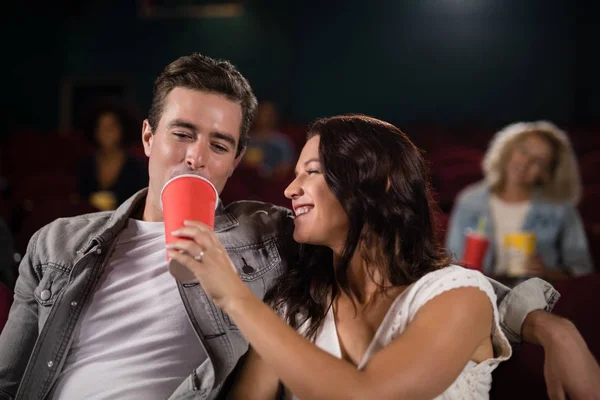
[0,53,598,400]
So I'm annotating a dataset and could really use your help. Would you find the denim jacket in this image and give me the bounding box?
[0,188,560,400]
[446,181,593,276]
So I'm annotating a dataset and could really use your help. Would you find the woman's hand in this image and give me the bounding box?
[526,255,572,281]
[166,220,253,310]
[525,255,548,277]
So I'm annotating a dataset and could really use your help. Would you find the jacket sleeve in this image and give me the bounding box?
[0,230,42,400]
[485,276,560,345]
[559,205,594,275]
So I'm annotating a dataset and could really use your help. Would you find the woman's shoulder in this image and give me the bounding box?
[531,195,582,219]
[455,181,490,206]
[380,265,506,352]
[403,266,496,313]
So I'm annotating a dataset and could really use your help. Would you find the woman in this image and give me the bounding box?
[78,101,148,210]
[446,121,593,281]
[167,115,511,399]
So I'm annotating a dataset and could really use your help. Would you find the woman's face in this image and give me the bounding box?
[504,133,555,188]
[95,112,123,150]
[284,136,348,251]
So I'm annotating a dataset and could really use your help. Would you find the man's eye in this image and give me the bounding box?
[212,143,229,153]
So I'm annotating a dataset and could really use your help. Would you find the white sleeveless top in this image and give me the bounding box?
[289,265,512,399]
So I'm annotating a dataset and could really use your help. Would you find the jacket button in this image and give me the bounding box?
[96,248,102,255]
[47,361,53,368]
[71,301,78,307]
[40,290,51,301]
[242,265,255,274]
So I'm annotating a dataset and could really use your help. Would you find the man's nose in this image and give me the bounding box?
[186,141,208,170]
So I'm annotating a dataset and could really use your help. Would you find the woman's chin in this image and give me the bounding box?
[293,231,308,244]
[293,231,322,246]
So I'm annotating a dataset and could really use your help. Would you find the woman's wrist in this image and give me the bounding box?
[222,286,257,316]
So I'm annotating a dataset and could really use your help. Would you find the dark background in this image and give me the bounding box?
[2,0,599,133]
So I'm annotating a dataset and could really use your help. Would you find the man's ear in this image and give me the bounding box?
[142,119,154,157]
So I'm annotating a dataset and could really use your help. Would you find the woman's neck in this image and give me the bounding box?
[499,182,532,203]
[97,147,125,159]
[332,249,387,306]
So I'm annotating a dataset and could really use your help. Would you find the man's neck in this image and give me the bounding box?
[140,197,164,222]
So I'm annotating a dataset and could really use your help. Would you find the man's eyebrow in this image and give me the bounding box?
[167,119,198,132]
[210,131,237,147]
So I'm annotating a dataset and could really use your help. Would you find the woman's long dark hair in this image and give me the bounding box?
[267,115,450,340]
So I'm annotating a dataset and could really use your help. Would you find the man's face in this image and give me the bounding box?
[142,87,244,220]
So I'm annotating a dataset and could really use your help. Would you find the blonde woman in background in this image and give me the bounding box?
[446,121,593,281]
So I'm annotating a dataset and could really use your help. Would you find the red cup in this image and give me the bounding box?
[462,232,490,272]
[161,174,218,282]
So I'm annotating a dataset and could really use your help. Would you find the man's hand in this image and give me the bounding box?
[523,310,600,400]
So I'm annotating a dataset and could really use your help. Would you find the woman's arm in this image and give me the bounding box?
[168,221,495,400]
[526,205,593,280]
[230,347,280,400]
[220,286,492,400]
[559,206,594,275]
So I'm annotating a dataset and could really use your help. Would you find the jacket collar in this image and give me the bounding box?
[80,188,239,254]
